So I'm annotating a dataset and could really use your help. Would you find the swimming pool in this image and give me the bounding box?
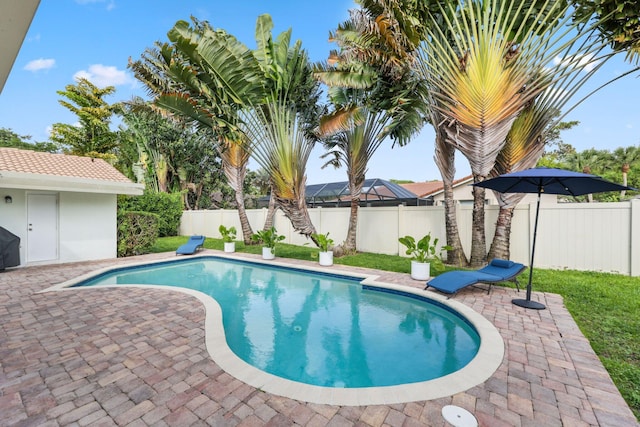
[49,254,504,405]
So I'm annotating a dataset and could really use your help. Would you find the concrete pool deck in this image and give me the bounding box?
[1,250,637,426]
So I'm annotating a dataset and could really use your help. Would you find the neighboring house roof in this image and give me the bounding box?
[306,178,419,202]
[258,178,428,207]
[0,148,144,195]
[400,176,473,198]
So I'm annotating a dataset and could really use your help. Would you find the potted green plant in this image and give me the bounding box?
[251,226,285,260]
[219,225,237,253]
[311,232,334,266]
[398,233,450,280]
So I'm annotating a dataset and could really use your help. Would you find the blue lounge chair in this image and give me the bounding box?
[176,235,206,255]
[425,259,525,296]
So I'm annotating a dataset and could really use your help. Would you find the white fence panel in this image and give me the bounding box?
[357,207,400,254]
[179,199,640,276]
[533,202,631,275]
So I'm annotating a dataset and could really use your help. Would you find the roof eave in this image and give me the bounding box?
[0,0,41,94]
[0,171,145,195]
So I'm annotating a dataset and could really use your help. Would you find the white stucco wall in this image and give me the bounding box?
[59,192,117,263]
[0,188,117,266]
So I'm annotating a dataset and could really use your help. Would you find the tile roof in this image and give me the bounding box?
[400,176,473,197]
[0,147,132,183]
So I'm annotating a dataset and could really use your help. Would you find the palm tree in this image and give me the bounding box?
[314,3,427,253]
[613,146,640,199]
[487,21,626,259]
[433,125,468,266]
[415,0,612,266]
[241,102,318,239]
[247,16,325,242]
[487,106,546,260]
[317,92,389,253]
[129,19,264,243]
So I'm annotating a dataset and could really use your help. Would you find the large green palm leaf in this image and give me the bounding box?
[419,0,568,176]
[241,102,317,238]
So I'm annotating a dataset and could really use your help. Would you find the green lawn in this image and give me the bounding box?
[152,235,640,419]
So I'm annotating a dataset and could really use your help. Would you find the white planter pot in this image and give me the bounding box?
[224,242,235,253]
[410,260,430,281]
[262,247,275,260]
[319,251,334,266]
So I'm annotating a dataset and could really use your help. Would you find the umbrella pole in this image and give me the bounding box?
[512,188,546,310]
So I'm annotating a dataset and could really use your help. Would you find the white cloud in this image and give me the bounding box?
[75,0,116,10]
[24,58,55,72]
[553,52,600,73]
[73,64,134,88]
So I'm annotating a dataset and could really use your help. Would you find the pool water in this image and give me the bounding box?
[77,257,480,388]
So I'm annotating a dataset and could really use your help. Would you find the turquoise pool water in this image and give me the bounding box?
[76,257,480,388]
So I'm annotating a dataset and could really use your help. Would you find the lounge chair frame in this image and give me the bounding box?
[176,235,206,255]
[424,259,525,298]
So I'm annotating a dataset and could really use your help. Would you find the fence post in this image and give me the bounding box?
[397,204,405,256]
[631,199,640,277]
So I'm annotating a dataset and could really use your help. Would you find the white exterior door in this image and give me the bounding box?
[27,194,58,262]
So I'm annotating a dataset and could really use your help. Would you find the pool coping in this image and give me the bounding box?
[42,252,505,406]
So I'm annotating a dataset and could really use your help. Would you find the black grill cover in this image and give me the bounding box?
[0,227,20,269]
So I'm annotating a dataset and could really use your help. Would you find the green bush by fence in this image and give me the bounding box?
[118,192,183,237]
[117,211,159,257]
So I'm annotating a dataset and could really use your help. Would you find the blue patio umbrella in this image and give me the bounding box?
[474,167,636,310]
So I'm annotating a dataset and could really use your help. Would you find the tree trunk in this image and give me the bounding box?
[621,163,629,199]
[342,176,364,253]
[433,129,467,266]
[274,194,318,245]
[263,189,277,231]
[470,175,487,267]
[442,181,468,266]
[487,205,515,261]
[223,162,254,244]
[194,183,203,210]
[342,196,359,253]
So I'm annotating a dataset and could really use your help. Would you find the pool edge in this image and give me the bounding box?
[41,251,505,406]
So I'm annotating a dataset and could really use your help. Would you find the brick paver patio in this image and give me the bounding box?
[1,250,637,426]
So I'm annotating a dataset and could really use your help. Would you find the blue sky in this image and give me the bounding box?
[1,0,639,185]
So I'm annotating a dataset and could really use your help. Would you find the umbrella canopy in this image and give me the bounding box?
[474,167,636,310]
[475,167,633,197]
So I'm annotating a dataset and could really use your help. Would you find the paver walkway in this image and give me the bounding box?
[1,251,637,426]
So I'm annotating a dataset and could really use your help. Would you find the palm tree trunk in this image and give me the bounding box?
[621,163,629,200]
[434,132,467,266]
[274,194,318,245]
[470,175,487,267]
[487,205,516,260]
[442,181,468,266]
[343,196,359,253]
[223,162,254,244]
[263,189,277,230]
[342,176,364,253]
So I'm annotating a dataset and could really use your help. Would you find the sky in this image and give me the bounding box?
[1,0,639,186]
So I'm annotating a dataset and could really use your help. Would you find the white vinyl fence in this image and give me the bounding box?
[180,199,640,276]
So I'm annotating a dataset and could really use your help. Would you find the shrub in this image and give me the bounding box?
[117,211,159,257]
[118,192,183,236]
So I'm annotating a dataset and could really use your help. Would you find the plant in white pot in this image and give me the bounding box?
[312,232,334,266]
[251,226,285,260]
[219,225,237,253]
[398,233,450,280]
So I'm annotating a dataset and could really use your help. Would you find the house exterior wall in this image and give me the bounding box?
[0,188,118,266]
[58,192,117,263]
